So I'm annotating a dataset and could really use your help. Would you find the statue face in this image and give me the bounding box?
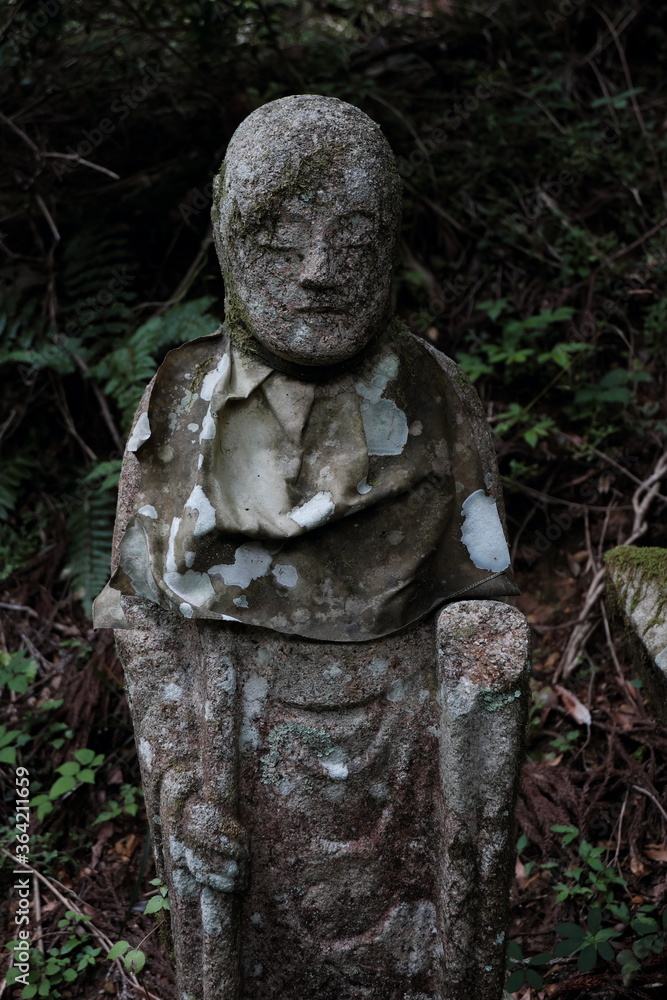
[224,158,396,367]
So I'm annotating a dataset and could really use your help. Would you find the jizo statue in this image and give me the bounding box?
[95,95,530,1000]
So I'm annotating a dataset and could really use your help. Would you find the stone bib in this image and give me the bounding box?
[94,320,517,640]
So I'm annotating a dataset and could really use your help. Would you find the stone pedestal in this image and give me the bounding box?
[115,597,530,1000]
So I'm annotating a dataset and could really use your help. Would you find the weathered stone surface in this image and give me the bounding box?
[95,95,518,641]
[115,595,529,1000]
[605,546,667,723]
[96,94,532,1000]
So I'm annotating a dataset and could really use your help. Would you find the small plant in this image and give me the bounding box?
[107,878,170,977]
[506,939,552,993]
[144,876,171,914]
[0,651,38,693]
[95,784,143,825]
[6,911,100,998]
[550,825,626,905]
[553,906,621,971]
[31,748,105,821]
[614,903,667,984]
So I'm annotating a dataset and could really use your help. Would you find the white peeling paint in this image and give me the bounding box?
[356,477,372,495]
[233,595,249,608]
[126,411,151,452]
[199,406,216,442]
[209,542,272,589]
[198,453,204,469]
[179,602,193,618]
[185,484,216,537]
[355,353,399,403]
[166,517,181,573]
[187,422,199,432]
[200,354,230,401]
[185,550,195,568]
[288,491,334,529]
[164,569,215,607]
[460,490,511,571]
[359,398,408,456]
[272,563,298,588]
[138,504,158,519]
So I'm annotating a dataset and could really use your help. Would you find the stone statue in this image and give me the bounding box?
[95,95,530,1000]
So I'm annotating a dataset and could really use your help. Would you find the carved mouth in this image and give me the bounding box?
[296,306,345,314]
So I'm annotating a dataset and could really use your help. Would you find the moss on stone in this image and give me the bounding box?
[260,721,335,786]
[605,546,667,624]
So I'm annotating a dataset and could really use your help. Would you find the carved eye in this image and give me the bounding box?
[254,213,309,250]
[329,212,375,248]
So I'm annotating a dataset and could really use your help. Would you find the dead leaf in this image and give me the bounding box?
[545,652,560,670]
[644,843,667,862]
[113,833,139,861]
[630,855,649,877]
[555,684,591,725]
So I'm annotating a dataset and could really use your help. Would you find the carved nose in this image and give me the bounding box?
[299,240,335,290]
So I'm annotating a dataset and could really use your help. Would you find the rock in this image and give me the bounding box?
[605,546,667,722]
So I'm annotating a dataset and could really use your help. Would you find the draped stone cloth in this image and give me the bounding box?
[94,319,518,641]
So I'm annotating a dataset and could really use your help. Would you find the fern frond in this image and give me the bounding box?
[63,484,116,611]
[90,297,218,430]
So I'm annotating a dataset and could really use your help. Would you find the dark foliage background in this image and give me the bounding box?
[1,1,667,997]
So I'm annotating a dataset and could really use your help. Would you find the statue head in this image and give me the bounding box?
[212,95,402,368]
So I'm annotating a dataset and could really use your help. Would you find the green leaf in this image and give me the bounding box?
[107,941,131,960]
[49,774,77,798]
[588,907,602,933]
[526,968,544,988]
[555,922,586,938]
[78,768,96,784]
[57,761,80,777]
[73,748,96,765]
[528,951,553,966]
[598,941,615,961]
[124,949,146,974]
[631,916,659,934]
[554,939,581,957]
[144,895,168,913]
[505,969,525,992]
[578,944,598,971]
[62,968,78,981]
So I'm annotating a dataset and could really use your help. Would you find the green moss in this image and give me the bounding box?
[260,722,335,786]
[480,687,523,713]
[188,355,218,394]
[605,546,667,624]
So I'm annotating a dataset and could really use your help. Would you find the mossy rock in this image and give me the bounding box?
[605,546,667,724]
